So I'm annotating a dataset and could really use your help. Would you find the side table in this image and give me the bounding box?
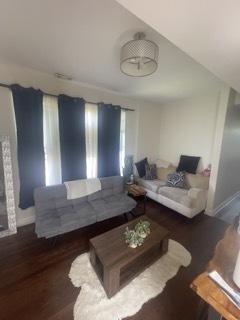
[190,219,240,320]
[126,184,147,216]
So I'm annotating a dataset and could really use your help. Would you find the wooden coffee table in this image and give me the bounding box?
[89,215,170,298]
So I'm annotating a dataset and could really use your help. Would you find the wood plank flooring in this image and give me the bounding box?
[0,200,228,320]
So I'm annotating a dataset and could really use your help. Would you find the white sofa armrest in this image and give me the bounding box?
[187,188,207,209]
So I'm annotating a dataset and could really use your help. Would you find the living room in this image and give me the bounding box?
[0,1,240,320]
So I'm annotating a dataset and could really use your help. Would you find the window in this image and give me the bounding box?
[43,98,126,184]
[43,95,62,186]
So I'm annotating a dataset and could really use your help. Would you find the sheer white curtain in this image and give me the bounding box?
[85,103,98,178]
[43,95,62,185]
[119,110,126,176]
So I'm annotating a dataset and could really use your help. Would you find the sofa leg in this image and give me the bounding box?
[49,236,57,247]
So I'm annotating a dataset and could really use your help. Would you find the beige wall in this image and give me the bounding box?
[212,89,240,209]
[157,94,220,171]
[136,104,161,162]
[0,61,161,226]
[156,87,240,216]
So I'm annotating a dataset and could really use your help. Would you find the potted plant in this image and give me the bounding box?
[135,220,150,239]
[124,221,150,248]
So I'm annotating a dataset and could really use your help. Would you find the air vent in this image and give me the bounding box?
[54,73,73,81]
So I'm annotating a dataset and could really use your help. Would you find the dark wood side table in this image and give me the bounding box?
[190,220,240,320]
[90,215,170,298]
[126,184,147,216]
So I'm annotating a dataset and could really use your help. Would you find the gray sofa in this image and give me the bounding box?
[34,176,136,238]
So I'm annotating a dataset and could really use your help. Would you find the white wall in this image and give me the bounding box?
[157,94,220,171]
[0,61,161,226]
[154,84,240,216]
[212,89,240,209]
[136,104,161,162]
[205,85,231,215]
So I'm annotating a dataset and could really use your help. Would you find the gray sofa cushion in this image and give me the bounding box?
[34,176,136,238]
[90,193,136,222]
[101,176,124,194]
[35,210,61,238]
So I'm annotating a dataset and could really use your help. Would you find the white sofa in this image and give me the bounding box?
[137,166,209,218]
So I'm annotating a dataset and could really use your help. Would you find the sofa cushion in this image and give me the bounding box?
[35,212,61,237]
[90,194,136,221]
[104,194,136,208]
[61,202,96,227]
[87,190,102,201]
[177,155,200,174]
[72,196,88,205]
[166,172,186,189]
[57,204,75,216]
[73,201,96,216]
[100,176,124,195]
[158,186,192,208]
[89,198,122,221]
[156,165,176,182]
[34,184,65,202]
[185,173,209,190]
[55,197,72,209]
[35,199,56,215]
[137,178,165,192]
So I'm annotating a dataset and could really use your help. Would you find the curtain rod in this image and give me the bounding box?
[0,82,135,112]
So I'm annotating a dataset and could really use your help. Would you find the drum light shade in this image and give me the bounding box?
[120,32,159,77]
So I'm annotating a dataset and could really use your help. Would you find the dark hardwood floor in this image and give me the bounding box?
[0,200,228,320]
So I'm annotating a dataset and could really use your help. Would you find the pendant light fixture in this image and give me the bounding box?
[120,32,159,77]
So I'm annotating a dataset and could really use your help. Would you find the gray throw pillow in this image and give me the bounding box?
[145,164,157,180]
[166,171,186,188]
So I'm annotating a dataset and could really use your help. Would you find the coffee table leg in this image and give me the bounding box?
[103,267,120,298]
[162,237,169,255]
[89,243,96,266]
[144,194,146,214]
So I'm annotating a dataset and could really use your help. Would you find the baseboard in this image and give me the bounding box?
[214,191,240,216]
[204,208,214,216]
[17,214,35,227]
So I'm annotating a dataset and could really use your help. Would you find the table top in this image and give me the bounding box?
[190,223,240,320]
[90,215,170,268]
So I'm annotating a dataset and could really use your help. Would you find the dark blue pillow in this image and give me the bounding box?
[177,155,200,174]
[135,158,148,178]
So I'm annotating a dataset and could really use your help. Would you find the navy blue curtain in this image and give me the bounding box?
[58,95,86,182]
[11,84,45,209]
[97,103,121,177]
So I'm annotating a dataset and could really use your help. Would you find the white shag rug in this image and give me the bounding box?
[69,239,191,320]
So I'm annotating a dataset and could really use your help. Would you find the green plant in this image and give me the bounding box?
[135,220,150,238]
[124,221,151,248]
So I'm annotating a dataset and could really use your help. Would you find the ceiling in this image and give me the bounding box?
[116,0,240,96]
[0,0,222,103]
